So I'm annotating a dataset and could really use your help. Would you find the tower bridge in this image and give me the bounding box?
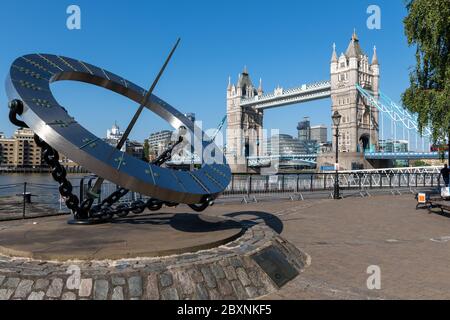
[226,31,380,173]
[225,31,438,173]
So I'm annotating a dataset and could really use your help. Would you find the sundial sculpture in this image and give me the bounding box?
[5,39,231,224]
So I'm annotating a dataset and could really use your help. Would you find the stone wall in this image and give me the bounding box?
[0,224,309,300]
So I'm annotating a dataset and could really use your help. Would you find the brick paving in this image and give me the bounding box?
[1,193,448,299]
[260,195,450,299]
[174,195,450,299]
[0,222,307,300]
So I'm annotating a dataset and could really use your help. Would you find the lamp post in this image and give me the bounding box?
[332,111,342,200]
[448,125,450,168]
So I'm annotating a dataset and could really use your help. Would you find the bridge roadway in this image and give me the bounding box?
[240,80,331,110]
[247,152,448,167]
[364,152,448,160]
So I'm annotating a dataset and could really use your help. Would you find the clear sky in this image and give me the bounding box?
[0,0,414,142]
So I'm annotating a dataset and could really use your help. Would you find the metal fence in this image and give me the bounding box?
[225,172,444,195]
[0,182,72,220]
[0,171,445,220]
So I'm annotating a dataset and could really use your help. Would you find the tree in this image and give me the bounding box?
[402,0,450,145]
[412,160,430,167]
[143,139,150,162]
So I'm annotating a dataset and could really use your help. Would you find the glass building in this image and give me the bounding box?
[379,139,409,153]
[266,134,306,156]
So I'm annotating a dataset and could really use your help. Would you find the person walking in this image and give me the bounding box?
[441,164,450,187]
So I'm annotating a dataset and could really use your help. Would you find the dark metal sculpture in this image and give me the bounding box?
[6,51,231,224]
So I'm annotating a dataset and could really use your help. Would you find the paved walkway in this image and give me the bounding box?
[0,196,67,221]
[0,213,243,260]
[2,193,450,299]
[0,223,306,300]
[186,194,450,299]
[220,195,450,299]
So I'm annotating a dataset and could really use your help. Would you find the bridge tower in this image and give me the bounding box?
[226,68,264,173]
[325,31,381,169]
[225,32,382,173]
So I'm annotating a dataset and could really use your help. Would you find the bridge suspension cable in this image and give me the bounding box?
[356,84,432,152]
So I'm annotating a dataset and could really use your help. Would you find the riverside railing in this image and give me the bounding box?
[223,172,443,198]
[0,171,444,220]
[0,182,76,220]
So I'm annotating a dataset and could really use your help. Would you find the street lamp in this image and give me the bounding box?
[448,125,450,168]
[332,111,342,200]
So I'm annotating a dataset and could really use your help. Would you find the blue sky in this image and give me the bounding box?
[0,0,414,142]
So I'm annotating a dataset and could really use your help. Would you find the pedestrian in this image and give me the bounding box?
[441,164,450,187]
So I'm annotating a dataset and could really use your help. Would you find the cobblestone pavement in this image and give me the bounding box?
[2,193,449,299]
[180,195,450,299]
[256,195,450,299]
[0,221,308,300]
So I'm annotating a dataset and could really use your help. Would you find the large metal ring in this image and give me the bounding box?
[5,54,231,204]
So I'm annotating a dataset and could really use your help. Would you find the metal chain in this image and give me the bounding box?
[35,133,166,220]
[9,100,212,221]
[33,134,94,219]
[152,136,184,166]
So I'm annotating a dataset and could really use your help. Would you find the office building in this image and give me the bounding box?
[0,128,44,167]
[311,125,328,144]
[148,130,173,156]
[297,117,311,141]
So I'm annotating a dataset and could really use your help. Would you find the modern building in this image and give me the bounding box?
[0,128,44,168]
[0,135,16,167]
[148,130,173,156]
[104,122,146,160]
[296,118,327,154]
[126,140,144,160]
[379,139,409,153]
[266,134,305,156]
[311,125,328,144]
[297,117,311,142]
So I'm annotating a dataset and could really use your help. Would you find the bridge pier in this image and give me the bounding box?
[229,163,261,174]
[366,158,394,169]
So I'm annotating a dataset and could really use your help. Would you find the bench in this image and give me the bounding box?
[415,192,442,210]
[429,200,450,214]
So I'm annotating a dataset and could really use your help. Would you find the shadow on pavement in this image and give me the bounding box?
[426,207,450,219]
[111,212,244,233]
[224,211,283,234]
[110,210,284,234]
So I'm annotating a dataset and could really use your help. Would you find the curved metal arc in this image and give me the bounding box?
[6,53,231,205]
[91,38,181,197]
